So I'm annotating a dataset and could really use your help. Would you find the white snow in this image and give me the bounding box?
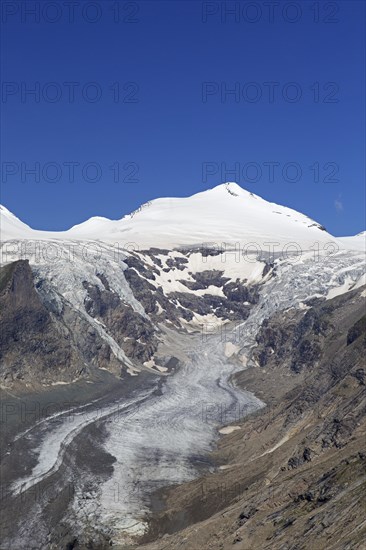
[326,276,355,300]
[219,425,241,434]
[338,231,366,252]
[1,183,363,251]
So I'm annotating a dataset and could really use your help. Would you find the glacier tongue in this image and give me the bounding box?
[65,248,366,544]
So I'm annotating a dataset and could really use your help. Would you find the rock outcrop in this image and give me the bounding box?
[0,261,122,386]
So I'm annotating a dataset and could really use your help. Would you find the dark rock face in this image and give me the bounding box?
[261,262,274,277]
[0,261,121,384]
[352,368,365,385]
[254,306,330,373]
[199,247,224,258]
[238,507,257,525]
[222,279,259,304]
[252,287,366,450]
[165,257,188,271]
[347,314,366,345]
[83,281,121,317]
[123,266,193,325]
[0,261,66,380]
[122,251,260,326]
[96,272,111,291]
[82,281,158,363]
[179,270,230,290]
[287,447,313,469]
[291,339,322,374]
[169,289,254,322]
[0,261,76,383]
[123,267,159,315]
[123,255,159,279]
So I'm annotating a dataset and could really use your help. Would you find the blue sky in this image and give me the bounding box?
[1,0,365,236]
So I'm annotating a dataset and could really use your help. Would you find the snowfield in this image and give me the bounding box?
[1,183,364,251]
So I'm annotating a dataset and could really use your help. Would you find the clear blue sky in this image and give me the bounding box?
[1,0,365,236]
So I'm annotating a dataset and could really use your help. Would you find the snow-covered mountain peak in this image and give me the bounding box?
[0,183,365,251]
[195,182,259,200]
[219,182,257,197]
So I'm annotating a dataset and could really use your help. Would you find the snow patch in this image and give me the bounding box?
[219,425,241,435]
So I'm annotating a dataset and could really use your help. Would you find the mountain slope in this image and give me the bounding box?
[0,205,35,241]
[338,230,366,252]
[63,182,331,249]
[140,285,366,550]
